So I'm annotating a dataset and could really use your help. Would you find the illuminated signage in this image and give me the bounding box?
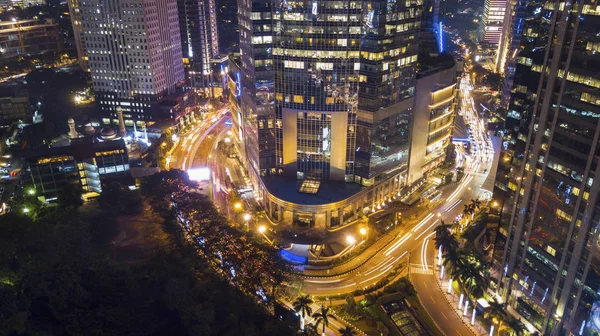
[235,72,242,98]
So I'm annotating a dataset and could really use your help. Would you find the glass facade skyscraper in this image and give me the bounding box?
[478,0,506,44]
[177,0,220,91]
[493,1,600,334]
[230,0,450,231]
[237,0,422,184]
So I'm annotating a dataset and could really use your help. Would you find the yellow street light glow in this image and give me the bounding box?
[359,227,367,236]
[234,202,242,209]
[243,213,251,221]
[346,235,356,245]
[258,225,266,234]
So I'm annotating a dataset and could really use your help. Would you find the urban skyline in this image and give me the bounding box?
[0,0,597,335]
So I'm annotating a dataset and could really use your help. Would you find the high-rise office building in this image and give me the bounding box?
[230,0,441,230]
[492,1,600,334]
[67,0,88,71]
[495,0,536,105]
[177,0,219,92]
[78,0,185,127]
[478,0,506,44]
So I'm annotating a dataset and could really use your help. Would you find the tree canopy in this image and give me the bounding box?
[0,176,294,336]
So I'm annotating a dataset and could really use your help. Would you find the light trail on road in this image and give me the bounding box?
[384,233,413,256]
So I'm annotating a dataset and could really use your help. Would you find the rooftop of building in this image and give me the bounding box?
[416,52,456,79]
[25,137,127,163]
[262,176,364,206]
[159,88,194,104]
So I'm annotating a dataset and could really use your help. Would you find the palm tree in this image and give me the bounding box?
[470,198,481,212]
[443,249,465,295]
[462,204,474,225]
[312,305,337,336]
[505,316,526,336]
[298,323,319,336]
[459,262,486,299]
[338,326,356,336]
[484,299,507,332]
[434,220,458,254]
[469,198,481,220]
[443,249,464,278]
[293,295,313,330]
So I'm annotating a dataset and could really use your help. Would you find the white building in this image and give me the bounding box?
[78,0,185,127]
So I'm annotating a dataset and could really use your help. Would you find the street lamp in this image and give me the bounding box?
[243,213,251,232]
[258,225,266,234]
[346,235,356,245]
[234,202,242,210]
[359,227,368,241]
[28,189,35,195]
[23,207,29,214]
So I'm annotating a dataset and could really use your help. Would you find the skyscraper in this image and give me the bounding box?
[230,0,441,229]
[78,0,185,126]
[478,0,506,45]
[492,1,600,334]
[67,0,88,71]
[177,0,219,92]
[494,0,532,104]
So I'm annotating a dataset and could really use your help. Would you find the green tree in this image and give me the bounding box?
[460,261,486,299]
[434,220,458,255]
[299,323,320,336]
[505,316,526,336]
[293,295,313,330]
[484,299,507,331]
[58,183,84,209]
[462,203,474,225]
[312,305,337,336]
[339,326,356,336]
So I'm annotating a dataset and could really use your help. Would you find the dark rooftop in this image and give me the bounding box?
[262,176,364,205]
[25,137,127,162]
[416,52,456,79]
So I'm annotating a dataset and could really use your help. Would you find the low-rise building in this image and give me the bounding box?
[26,138,130,202]
[0,19,62,59]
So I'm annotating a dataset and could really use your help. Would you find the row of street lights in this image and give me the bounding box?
[235,202,269,240]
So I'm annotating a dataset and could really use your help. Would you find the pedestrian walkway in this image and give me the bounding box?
[410,266,434,275]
